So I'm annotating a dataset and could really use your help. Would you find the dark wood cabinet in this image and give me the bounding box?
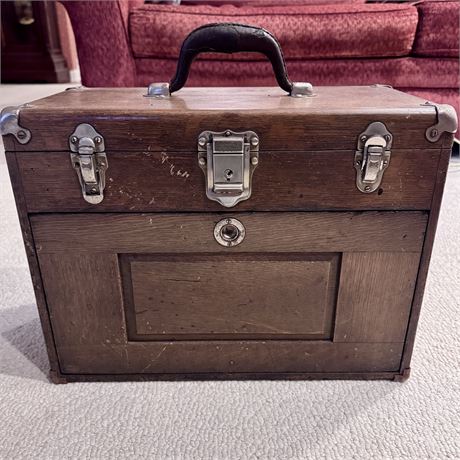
[1,85,455,382]
[1,0,69,83]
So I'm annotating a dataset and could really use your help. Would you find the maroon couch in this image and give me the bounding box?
[63,0,459,116]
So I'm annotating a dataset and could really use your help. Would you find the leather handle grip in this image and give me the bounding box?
[169,23,294,95]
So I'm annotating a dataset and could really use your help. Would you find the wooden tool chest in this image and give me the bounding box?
[1,24,457,382]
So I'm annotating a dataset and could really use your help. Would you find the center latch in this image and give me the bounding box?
[197,129,259,207]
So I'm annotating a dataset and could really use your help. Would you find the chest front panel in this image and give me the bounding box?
[31,212,424,375]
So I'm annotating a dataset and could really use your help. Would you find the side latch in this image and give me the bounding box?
[69,123,108,204]
[197,130,259,207]
[354,122,392,193]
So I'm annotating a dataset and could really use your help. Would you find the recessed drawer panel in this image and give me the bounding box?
[121,254,339,341]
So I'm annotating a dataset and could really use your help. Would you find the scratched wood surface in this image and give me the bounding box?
[20,86,434,112]
[121,253,339,340]
[36,254,403,374]
[16,149,439,212]
[32,211,422,376]
[37,251,406,375]
[30,212,427,254]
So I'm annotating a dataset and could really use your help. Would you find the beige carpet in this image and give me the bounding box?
[0,85,459,459]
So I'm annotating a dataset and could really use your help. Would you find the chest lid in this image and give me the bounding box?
[1,85,455,154]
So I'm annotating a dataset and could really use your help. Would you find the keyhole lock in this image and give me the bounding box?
[214,218,246,247]
[224,169,233,181]
[221,223,239,241]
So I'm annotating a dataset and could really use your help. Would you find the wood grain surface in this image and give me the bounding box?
[19,86,434,113]
[30,212,427,254]
[4,152,61,373]
[121,253,339,340]
[36,250,406,374]
[334,252,421,343]
[399,143,454,373]
[16,149,440,212]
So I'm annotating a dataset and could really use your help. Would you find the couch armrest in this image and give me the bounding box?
[61,0,143,86]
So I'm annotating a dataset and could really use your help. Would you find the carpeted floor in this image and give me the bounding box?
[0,86,459,459]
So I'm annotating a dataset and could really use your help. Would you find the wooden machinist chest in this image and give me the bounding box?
[1,24,457,383]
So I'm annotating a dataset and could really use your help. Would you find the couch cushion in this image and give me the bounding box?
[185,0,366,4]
[413,1,460,57]
[130,3,419,60]
[136,56,460,90]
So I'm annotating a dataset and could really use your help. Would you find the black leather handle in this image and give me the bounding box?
[169,23,294,95]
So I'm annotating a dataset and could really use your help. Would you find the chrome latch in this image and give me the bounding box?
[354,122,392,193]
[69,123,108,204]
[197,130,259,207]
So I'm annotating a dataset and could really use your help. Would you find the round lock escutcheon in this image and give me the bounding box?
[214,218,245,247]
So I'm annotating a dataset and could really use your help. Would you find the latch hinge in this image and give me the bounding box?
[354,122,392,193]
[197,129,259,207]
[69,123,108,204]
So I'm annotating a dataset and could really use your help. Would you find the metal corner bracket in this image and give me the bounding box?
[0,106,31,144]
[354,121,393,193]
[424,102,458,142]
[69,123,108,205]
